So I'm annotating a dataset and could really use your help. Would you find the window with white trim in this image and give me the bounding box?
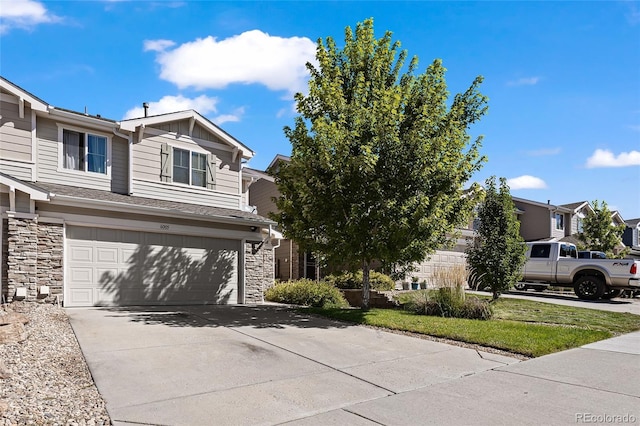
[62,129,108,174]
[172,147,207,188]
[555,213,564,230]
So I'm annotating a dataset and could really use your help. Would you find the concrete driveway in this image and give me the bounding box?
[68,305,640,425]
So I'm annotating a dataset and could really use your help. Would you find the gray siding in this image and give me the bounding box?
[514,202,552,241]
[0,161,32,181]
[111,135,129,194]
[133,133,240,193]
[0,193,9,211]
[15,191,31,213]
[132,179,240,209]
[36,117,111,191]
[131,132,242,208]
[0,100,32,162]
[249,179,279,218]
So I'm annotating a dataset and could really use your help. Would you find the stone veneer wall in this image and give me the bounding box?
[1,219,7,302]
[244,240,274,304]
[4,217,63,303]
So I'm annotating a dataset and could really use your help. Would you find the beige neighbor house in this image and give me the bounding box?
[0,76,279,307]
[245,154,472,286]
[245,155,320,281]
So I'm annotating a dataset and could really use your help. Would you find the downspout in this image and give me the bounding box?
[289,239,293,280]
[270,225,281,249]
[113,128,133,195]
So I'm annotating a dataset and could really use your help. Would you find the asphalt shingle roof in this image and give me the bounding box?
[33,182,274,224]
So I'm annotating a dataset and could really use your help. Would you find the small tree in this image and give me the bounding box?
[466,177,526,301]
[578,200,628,258]
[273,18,488,308]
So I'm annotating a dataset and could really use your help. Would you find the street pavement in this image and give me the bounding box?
[68,304,640,425]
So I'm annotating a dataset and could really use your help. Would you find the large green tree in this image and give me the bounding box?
[466,177,526,301]
[273,18,488,308]
[578,200,627,258]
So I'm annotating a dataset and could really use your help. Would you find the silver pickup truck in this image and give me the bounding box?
[516,242,640,300]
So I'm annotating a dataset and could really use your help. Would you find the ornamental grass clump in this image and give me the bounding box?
[402,265,492,320]
[264,279,349,308]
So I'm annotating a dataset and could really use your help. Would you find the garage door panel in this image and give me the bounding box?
[66,226,240,307]
[96,247,118,263]
[69,246,93,262]
[69,267,93,283]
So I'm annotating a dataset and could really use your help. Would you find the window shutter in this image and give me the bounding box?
[161,143,173,182]
[206,154,217,190]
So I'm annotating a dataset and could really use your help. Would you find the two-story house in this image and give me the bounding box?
[245,155,320,281]
[1,76,277,307]
[623,218,640,254]
[246,154,472,285]
[513,197,627,254]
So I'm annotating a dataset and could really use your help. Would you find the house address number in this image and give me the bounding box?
[160,224,170,230]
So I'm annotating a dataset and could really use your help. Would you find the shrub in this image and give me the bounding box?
[400,266,493,320]
[264,279,348,308]
[401,291,492,320]
[325,270,395,291]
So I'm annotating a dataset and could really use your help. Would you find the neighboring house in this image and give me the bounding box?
[245,155,320,281]
[1,76,278,307]
[623,218,640,249]
[512,197,578,242]
[513,197,626,254]
[246,154,471,285]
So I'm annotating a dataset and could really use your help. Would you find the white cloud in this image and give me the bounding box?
[507,76,540,87]
[213,107,245,125]
[0,0,60,33]
[123,94,218,119]
[147,30,317,95]
[585,149,640,168]
[526,147,561,156]
[506,175,548,190]
[143,39,176,52]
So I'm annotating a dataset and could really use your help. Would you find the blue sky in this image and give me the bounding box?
[2,0,639,219]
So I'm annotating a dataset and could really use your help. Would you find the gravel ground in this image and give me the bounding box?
[0,302,110,425]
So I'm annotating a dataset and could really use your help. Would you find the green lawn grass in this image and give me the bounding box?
[304,297,640,357]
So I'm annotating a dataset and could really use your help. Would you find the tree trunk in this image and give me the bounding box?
[362,261,371,309]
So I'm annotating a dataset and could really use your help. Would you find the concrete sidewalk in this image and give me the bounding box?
[68,305,640,425]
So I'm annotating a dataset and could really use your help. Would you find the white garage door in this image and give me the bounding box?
[65,226,240,307]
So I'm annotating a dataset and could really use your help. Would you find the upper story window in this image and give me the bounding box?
[576,217,584,233]
[59,126,110,176]
[172,148,207,187]
[555,213,564,230]
[161,142,216,189]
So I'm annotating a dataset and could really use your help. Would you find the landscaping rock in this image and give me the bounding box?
[0,302,110,424]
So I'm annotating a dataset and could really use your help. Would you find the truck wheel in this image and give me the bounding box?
[601,289,623,300]
[574,276,605,300]
[513,283,527,291]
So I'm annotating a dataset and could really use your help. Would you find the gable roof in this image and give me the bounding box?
[267,154,291,172]
[512,196,573,213]
[559,201,590,212]
[119,110,254,159]
[0,171,51,201]
[625,218,640,227]
[0,76,49,112]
